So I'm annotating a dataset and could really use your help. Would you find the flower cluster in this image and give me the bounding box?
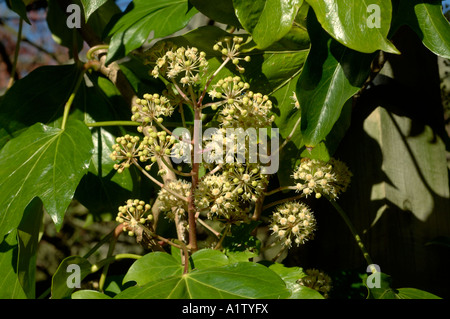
[158,179,191,220]
[116,199,153,237]
[213,36,250,73]
[298,269,333,298]
[208,76,274,129]
[137,131,176,170]
[292,158,352,199]
[110,135,141,173]
[151,46,208,86]
[226,163,268,202]
[132,93,175,129]
[270,201,316,247]
[195,174,247,222]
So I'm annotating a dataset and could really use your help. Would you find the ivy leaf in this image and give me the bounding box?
[80,0,108,21]
[391,0,450,59]
[106,0,198,64]
[306,0,399,54]
[122,252,183,286]
[233,0,303,49]
[296,10,374,147]
[116,262,291,299]
[0,64,81,149]
[0,121,94,238]
[190,0,242,27]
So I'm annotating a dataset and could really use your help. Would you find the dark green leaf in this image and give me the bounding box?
[391,0,450,59]
[106,0,198,64]
[296,11,374,147]
[0,121,94,237]
[46,0,84,53]
[0,64,81,149]
[306,0,399,54]
[190,0,242,27]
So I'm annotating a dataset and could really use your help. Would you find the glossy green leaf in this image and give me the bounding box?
[51,256,93,299]
[296,11,374,147]
[391,0,450,59]
[0,121,94,237]
[123,252,183,286]
[72,290,112,299]
[116,262,290,299]
[0,230,27,299]
[80,0,108,21]
[306,0,399,54]
[234,0,303,49]
[190,0,242,27]
[106,0,198,64]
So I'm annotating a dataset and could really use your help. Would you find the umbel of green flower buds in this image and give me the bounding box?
[110,135,140,173]
[131,93,175,128]
[116,199,153,237]
[208,76,274,129]
[151,46,208,86]
[270,201,316,247]
[213,36,250,73]
[292,158,352,199]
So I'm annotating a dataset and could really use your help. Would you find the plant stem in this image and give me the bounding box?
[131,159,189,202]
[198,57,230,106]
[262,193,306,211]
[187,107,202,251]
[7,17,23,89]
[98,224,123,292]
[264,186,297,196]
[214,224,230,250]
[61,68,85,130]
[326,196,376,270]
[160,155,194,177]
